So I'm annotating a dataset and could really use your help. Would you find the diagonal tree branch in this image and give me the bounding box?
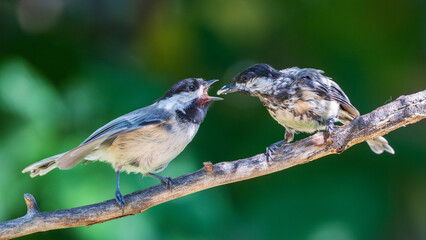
[1,90,425,239]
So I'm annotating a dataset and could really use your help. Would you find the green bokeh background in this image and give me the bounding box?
[0,0,425,239]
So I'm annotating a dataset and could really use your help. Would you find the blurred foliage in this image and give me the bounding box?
[0,0,425,239]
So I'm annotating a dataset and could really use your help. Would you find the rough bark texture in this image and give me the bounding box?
[1,90,425,239]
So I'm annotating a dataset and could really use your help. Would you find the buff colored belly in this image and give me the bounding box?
[268,100,340,133]
[269,108,321,133]
[88,122,199,174]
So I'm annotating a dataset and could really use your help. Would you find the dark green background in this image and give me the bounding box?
[0,0,425,239]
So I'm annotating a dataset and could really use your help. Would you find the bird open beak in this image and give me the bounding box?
[202,80,223,103]
[217,83,237,95]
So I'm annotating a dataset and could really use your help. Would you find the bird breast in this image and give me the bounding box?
[262,96,340,133]
[94,119,199,174]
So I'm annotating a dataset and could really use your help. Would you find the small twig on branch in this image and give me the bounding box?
[1,90,425,239]
[24,194,40,216]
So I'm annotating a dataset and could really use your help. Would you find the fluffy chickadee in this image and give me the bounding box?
[23,78,222,210]
[218,63,394,156]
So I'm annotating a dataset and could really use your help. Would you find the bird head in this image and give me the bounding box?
[217,63,281,96]
[157,78,223,111]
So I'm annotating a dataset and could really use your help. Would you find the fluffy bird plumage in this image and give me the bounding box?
[23,78,222,210]
[218,63,394,154]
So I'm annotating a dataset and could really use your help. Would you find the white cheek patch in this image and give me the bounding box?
[157,87,203,111]
[196,86,204,97]
[243,77,273,95]
[235,82,246,91]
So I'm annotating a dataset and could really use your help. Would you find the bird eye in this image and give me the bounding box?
[188,85,195,91]
[241,75,249,81]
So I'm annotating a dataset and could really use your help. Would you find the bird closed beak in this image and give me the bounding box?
[217,83,237,95]
[202,80,223,102]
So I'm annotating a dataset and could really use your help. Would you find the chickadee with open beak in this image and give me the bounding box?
[218,63,394,156]
[23,78,222,211]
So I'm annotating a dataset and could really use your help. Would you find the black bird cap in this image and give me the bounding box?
[235,63,281,83]
[157,78,204,101]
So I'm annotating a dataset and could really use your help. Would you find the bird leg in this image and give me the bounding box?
[148,173,173,190]
[114,170,125,214]
[323,119,335,143]
[266,129,294,161]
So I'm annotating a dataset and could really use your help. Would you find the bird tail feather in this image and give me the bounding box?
[22,153,65,177]
[366,136,395,154]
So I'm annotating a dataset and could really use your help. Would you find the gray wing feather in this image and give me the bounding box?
[81,106,169,145]
[296,68,360,118]
[56,105,171,169]
[81,120,132,145]
[328,81,360,118]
